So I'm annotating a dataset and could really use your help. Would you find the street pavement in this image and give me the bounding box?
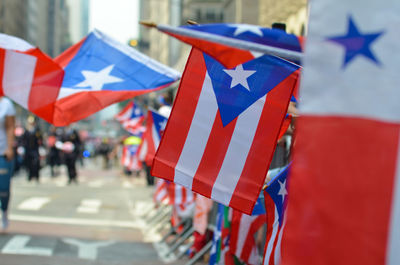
[0,159,187,265]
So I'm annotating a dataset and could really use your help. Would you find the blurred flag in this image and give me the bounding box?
[282,2,400,265]
[167,181,196,218]
[156,23,303,67]
[0,33,63,123]
[141,109,168,165]
[53,30,180,126]
[230,196,266,265]
[152,48,299,214]
[115,101,143,123]
[121,144,141,171]
[154,178,169,204]
[263,166,289,265]
[209,204,234,265]
[116,101,145,135]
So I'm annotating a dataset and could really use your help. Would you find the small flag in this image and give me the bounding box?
[263,165,289,265]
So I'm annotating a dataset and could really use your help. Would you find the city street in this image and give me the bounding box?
[0,160,175,265]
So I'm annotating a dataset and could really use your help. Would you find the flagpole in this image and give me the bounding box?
[140,21,303,63]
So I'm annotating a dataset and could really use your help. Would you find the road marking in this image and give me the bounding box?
[77,199,102,214]
[1,235,53,256]
[17,197,51,211]
[88,180,104,188]
[122,181,132,188]
[62,238,114,260]
[9,214,143,228]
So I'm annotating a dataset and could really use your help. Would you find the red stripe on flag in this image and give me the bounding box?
[192,112,236,198]
[241,214,266,263]
[27,48,64,124]
[152,48,206,181]
[166,32,255,68]
[282,116,400,265]
[0,49,5,96]
[229,70,298,214]
[53,90,153,126]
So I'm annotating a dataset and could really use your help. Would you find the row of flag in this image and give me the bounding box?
[4,0,399,262]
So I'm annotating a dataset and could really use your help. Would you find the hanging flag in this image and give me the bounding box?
[0,33,64,123]
[121,144,141,171]
[154,178,169,204]
[150,23,303,67]
[152,47,299,214]
[281,2,400,265]
[230,196,266,265]
[53,30,180,126]
[263,166,289,265]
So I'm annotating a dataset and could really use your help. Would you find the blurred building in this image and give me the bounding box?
[259,0,308,35]
[67,0,89,43]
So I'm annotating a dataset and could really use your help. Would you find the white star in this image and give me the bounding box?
[232,24,264,36]
[134,108,141,116]
[75,64,123,91]
[223,64,256,91]
[278,179,288,203]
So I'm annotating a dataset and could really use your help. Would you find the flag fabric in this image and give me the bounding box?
[142,109,168,165]
[281,2,400,265]
[209,204,235,265]
[154,178,169,204]
[115,101,144,123]
[53,30,180,126]
[230,196,266,265]
[167,181,196,218]
[118,102,145,135]
[0,33,64,123]
[157,23,303,68]
[152,47,299,214]
[121,144,141,171]
[263,166,289,265]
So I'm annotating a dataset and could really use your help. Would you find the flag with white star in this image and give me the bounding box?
[159,23,303,68]
[262,165,289,265]
[151,47,299,214]
[282,1,400,265]
[52,30,180,126]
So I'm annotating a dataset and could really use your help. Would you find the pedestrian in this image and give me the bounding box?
[22,116,42,183]
[61,126,81,184]
[0,97,15,231]
[47,126,61,177]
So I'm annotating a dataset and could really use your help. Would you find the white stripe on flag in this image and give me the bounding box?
[175,185,183,205]
[264,207,279,265]
[152,125,160,149]
[211,95,266,205]
[387,132,400,265]
[174,72,218,188]
[3,50,36,109]
[235,214,252,258]
[139,140,147,161]
[274,216,286,265]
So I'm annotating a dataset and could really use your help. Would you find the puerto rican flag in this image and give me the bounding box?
[230,196,266,265]
[152,47,299,214]
[157,23,303,68]
[263,166,289,265]
[121,144,141,171]
[282,2,400,265]
[141,109,168,165]
[53,30,180,126]
[116,101,145,135]
[115,101,143,123]
[0,33,63,123]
